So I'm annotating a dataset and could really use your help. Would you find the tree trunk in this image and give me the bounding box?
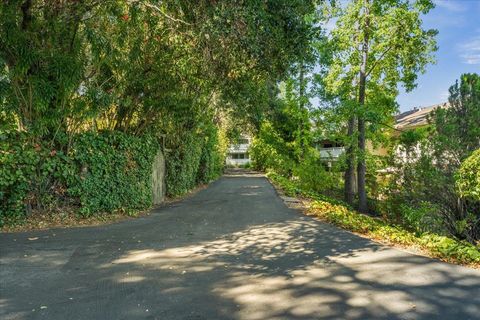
[344,115,356,205]
[298,61,307,160]
[357,0,370,213]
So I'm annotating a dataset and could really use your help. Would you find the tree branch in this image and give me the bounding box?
[127,0,191,25]
[365,44,395,78]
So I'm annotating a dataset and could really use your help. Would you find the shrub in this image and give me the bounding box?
[1,130,162,223]
[1,126,225,224]
[197,126,225,184]
[292,150,343,197]
[68,132,159,217]
[0,129,74,224]
[456,149,480,201]
[249,122,296,176]
[165,125,225,197]
[0,131,40,222]
[397,202,444,234]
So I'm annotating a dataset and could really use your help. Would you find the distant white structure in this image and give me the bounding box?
[226,136,251,166]
[315,139,345,169]
[392,102,449,164]
[315,102,450,166]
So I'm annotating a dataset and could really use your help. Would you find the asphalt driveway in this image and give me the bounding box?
[1,172,479,320]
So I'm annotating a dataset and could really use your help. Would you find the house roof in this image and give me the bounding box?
[395,102,449,130]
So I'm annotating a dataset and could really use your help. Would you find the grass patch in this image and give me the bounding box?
[267,171,480,267]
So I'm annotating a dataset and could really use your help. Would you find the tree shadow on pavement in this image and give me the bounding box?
[1,175,479,320]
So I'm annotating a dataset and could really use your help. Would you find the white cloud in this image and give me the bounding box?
[459,36,480,65]
[434,0,467,12]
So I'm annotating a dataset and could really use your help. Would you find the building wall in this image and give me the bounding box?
[226,136,251,166]
[226,157,250,166]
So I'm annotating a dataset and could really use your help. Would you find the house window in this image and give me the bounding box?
[230,153,249,159]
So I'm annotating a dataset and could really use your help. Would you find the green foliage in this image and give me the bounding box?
[398,127,430,150]
[165,133,203,197]
[165,125,225,197]
[1,125,225,222]
[0,130,39,222]
[433,73,480,162]
[250,76,316,175]
[197,126,225,184]
[268,172,480,265]
[322,0,437,98]
[1,1,317,226]
[267,171,350,208]
[456,149,480,201]
[386,73,480,243]
[68,132,159,217]
[0,1,89,137]
[250,122,295,176]
[1,1,317,137]
[0,129,160,222]
[317,0,437,209]
[397,202,443,234]
[0,127,74,225]
[292,151,343,197]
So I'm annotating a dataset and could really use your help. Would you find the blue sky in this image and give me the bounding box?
[397,0,480,111]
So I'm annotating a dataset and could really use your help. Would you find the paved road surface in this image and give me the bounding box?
[1,172,479,320]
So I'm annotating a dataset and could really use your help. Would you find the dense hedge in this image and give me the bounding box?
[268,171,480,266]
[68,132,159,217]
[165,126,224,197]
[456,149,480,201]
[1,126,225,225]
[165,133,203,197]
[0,131,160,224]
[0,130,75,222]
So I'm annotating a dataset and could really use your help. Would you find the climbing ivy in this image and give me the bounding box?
[68,132,159,217]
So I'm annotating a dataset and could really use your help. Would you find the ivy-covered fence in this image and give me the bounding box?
[0,131,159,224]
[67,132,160,217]
[0,128,225,226]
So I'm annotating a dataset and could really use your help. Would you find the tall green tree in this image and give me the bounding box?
[0,0,318,139]
[321,0,437,211]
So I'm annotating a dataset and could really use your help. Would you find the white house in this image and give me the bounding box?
[316,102,449,165]
[226,136,251,166]
[314,139,345,169]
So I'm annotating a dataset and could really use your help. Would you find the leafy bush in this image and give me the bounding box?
[165,132,203,197]
[165,126,225,197]
[68,132,159,217]
[0,129,74,224]
[1,129,161,222]
[382,74,480,243]
[0,131,40,222]
[267,171,350,208]
[292,150,343,197]
[397,202,444,234]
[197,126,225,184]
[250,122,295,176]
[456,149,480,201]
